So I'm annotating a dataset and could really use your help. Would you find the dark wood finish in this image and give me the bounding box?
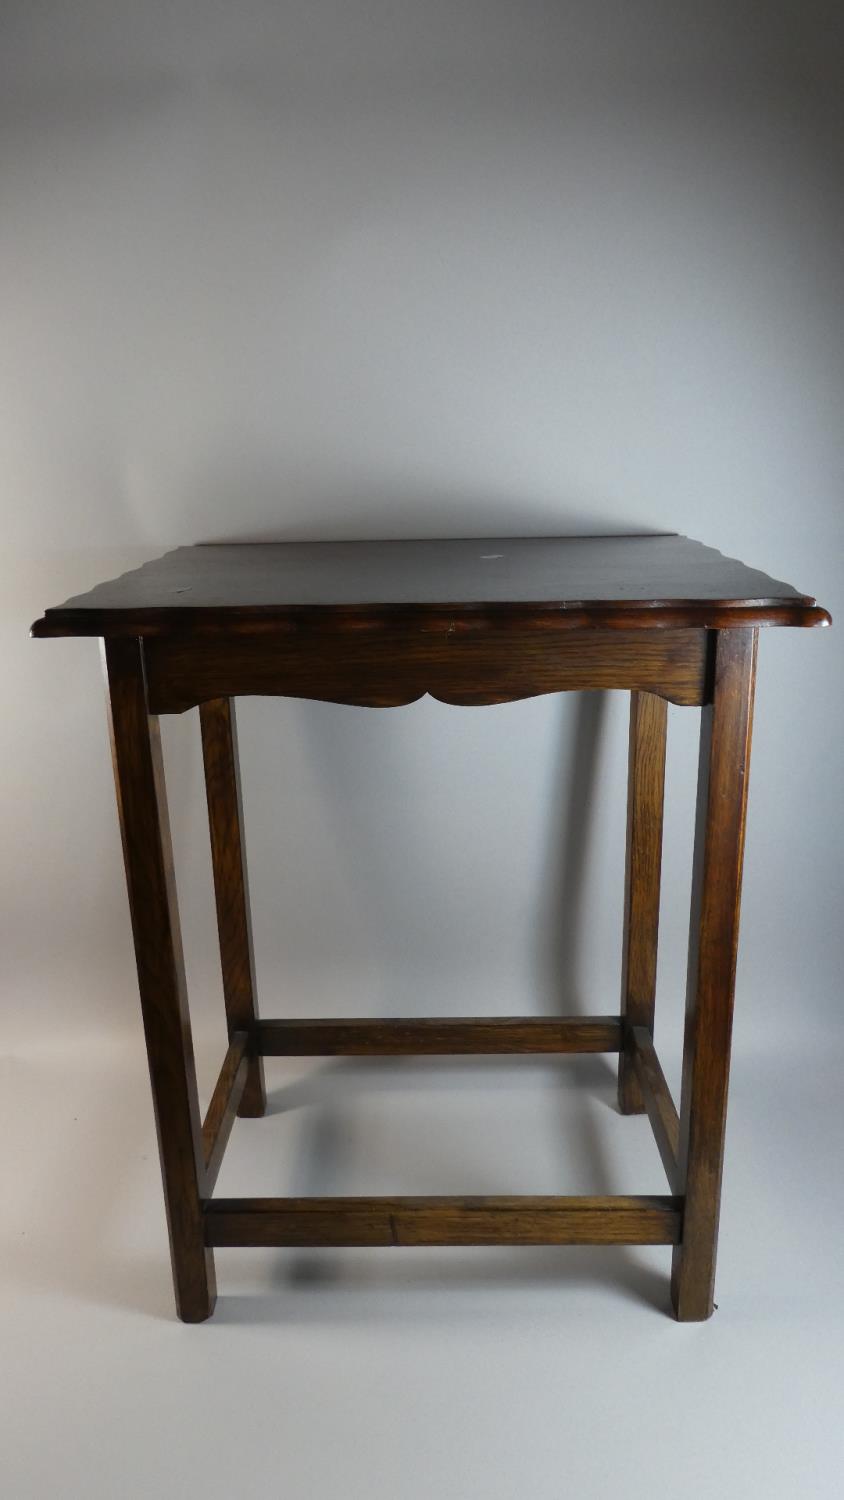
[31,534,830,638]
[200,697,266,1116]
[204,1195,683,1247]
[618,692,668,1111]
[256,1016,622,1055]
[33,538,827,1320]
[201,1032,250,1193]
[103,637,216,1322]
[145,625,709,713]
[628,1026,681,1193]
[671,628,758,1321]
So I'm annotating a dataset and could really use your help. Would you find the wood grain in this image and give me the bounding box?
[103,637,216,1322]
[200,697,266,1116]
[628,1026,681,1193]
[201,1032,250,1194]
[145,625,709,712]
[671,628,758,1321]
[31,534,830,638]
[204,1195,683,1247]
[618,692,668,1111]
[255,1016,623,1055]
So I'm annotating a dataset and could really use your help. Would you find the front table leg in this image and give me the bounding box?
[103,637,216,1321]
[672,628,757,1320]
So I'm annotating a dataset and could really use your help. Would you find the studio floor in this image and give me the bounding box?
[2,1022,842,1499]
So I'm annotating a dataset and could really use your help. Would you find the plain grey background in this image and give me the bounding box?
[1,4,842,1497]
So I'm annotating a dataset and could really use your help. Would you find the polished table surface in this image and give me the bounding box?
[31,533,829,637]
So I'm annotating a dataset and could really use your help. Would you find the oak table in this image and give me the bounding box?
[32,535,830,1321]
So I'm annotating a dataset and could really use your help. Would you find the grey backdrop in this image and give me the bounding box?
[3,1,840,1066]
[2,6,844,1498]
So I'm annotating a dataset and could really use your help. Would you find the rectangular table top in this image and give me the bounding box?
[32,534,829,637]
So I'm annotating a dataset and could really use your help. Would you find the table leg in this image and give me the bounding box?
[103,638,216,1322]
[671,628,757,1320]
[200,698,266,1117]
[618,692,667,1112]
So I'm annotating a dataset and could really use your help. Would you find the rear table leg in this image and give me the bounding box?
[200,697,266,1117]
[618,691,668,1113]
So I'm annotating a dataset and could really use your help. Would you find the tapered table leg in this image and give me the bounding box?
[200,698,266,1117]
[618,691,668,1112]
[104,638,216,1322]
[671,629,758,1321]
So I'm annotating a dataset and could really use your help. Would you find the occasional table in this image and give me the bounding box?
[32,535,830,1321]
